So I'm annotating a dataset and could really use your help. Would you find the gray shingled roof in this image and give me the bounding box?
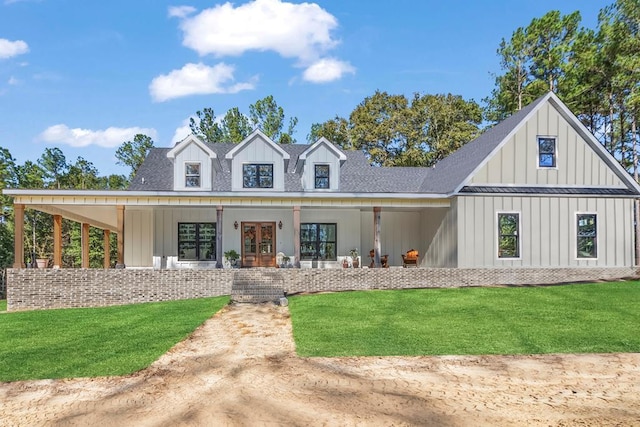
[128,93,638,196]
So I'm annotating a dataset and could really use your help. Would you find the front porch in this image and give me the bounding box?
[7,190,451,271]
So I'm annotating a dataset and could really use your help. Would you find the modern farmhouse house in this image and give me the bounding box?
[6,92,640,273]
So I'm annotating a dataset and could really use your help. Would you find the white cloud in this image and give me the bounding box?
[171,117,194,144]
[0,38,29,59]
[7,76,19,85]
[177,0,338,62]
[303,58,355,83]
[168,5,196,18]
[38,124,158,148]
[149,62,256,102]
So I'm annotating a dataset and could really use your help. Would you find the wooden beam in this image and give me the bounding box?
[373,207,381,268]
[81,223,90,268]
[293,206,300,268]
[53,215,62,268]
[216,205,223,268]
[13,203,25,268]
[103,229,111,269]
[116,205,125,267]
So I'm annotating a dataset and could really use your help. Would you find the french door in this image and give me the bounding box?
[241,222,276,267]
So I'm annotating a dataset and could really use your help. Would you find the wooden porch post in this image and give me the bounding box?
[216,205,223,268]
[373,207,381,267]
[53,215,62,268]
[116,205,125,268]
[13,203,25,268]
[103,229,111,268]
[293,206,300,268]
[81,223,90,268]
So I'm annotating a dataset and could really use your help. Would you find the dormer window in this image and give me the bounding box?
[185,163,201,187]
[243,164,273,188]
[538,137,556,168]
[315,164,330,189]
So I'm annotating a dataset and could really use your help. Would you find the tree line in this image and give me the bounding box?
[0,0,637,268]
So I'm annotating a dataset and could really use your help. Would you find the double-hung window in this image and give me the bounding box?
[577,214,597,258]
[185,163,201,188]
[178,223,216,261]
[497,213,520,258]
[538,137,557,168]
[243,164,273,188]
[314,164,330,189]
[300,223,336,260]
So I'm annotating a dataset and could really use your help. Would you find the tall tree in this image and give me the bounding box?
[189,108,224,143]
[307,116,351,148]
[115,134,155,180]
[249,95,298,144]
[221,107,252,143]
[38,147,68,189]
[485,10,582,121]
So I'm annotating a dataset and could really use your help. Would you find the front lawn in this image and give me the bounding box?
[0,296,228,382]
[0,299,6,312]
[289,282,640,357]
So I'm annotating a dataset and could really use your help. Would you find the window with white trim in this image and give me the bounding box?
[185,163,201,188]
[538,137,556,168]
[577,214,597,258]
[497,213,520,258]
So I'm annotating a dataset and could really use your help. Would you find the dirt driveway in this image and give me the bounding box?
[1,303,639,426]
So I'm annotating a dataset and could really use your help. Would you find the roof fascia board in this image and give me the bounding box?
[166,135,216,160]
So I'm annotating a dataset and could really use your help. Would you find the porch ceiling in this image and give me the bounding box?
[29,204,118,232]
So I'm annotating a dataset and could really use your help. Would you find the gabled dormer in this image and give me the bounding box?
[225,129,290,191]
[297,137,346,191]
[167,135,219,191]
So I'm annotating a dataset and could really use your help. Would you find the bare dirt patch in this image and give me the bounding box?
[1,303,639,426]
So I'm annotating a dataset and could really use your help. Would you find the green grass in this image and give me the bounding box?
[289,282,640,357]
[0,297,228,382]
[0,300,6,312]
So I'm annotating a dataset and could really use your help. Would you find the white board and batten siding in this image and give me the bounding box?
[230,138,286,191]
[421,206,458,268]
[470,101,626,188]
[456,196,634,268]
[301,144,341,191]
[124,208,154,267]
[172,142,214,191]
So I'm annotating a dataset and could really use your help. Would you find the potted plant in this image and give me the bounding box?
[224,249,240,267]
[350,248,359,268]
[282,255,291,268]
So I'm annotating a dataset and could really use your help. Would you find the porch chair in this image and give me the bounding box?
[369,249,389,268]
[401,249,419,268]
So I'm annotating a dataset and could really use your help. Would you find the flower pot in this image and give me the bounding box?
[353,258,359,268]
[36,258,48,268]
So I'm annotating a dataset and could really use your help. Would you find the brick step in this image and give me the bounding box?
[231,270,285,303]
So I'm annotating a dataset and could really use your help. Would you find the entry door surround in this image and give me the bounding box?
[241,222,276,267]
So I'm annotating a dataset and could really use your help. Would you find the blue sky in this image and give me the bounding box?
[0,0,610,178]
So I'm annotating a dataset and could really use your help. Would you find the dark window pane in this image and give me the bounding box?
[538,137,556,167]
[178,223,216,261]
[498,213,519,258]
[300,223,336,260]
[315,165,330,189]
